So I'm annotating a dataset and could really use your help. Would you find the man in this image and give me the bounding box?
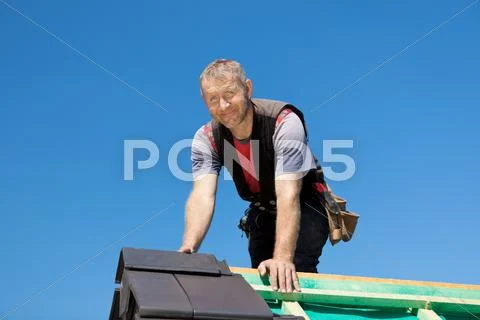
[179,59,330,293]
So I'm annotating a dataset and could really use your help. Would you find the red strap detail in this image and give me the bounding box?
[233,139,260,194]
[202,124,218,154]
[313,182,327,193]
[275,108,293,127]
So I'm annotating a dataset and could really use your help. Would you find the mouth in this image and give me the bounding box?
[221,109,236,118]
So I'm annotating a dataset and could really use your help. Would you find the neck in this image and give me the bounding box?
[230,101,254,140]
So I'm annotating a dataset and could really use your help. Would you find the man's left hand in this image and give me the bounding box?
[258,258,301,293]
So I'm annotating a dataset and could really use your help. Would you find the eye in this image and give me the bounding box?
[209,96,218,103]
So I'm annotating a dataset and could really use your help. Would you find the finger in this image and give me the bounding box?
[270,263,278,291]
[292,270,301,292]
[285,267,293,293]
[278,263,286,293]
[258,262,266,276]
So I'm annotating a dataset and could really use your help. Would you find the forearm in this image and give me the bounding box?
[273,195,301,261]
[182,191,215,251]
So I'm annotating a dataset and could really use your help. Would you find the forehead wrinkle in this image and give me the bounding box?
[204,80,240,94]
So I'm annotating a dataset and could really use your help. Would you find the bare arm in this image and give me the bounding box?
[258,173,303,293]
[179,173,218,253]
[273,174,302,261]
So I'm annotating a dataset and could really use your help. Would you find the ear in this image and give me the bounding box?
[245,79,253,98]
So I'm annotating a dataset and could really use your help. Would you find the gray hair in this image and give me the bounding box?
[199,59,247,89]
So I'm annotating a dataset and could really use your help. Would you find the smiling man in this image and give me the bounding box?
[179,59,330,293]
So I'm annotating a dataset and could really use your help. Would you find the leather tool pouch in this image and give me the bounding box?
[311,167,360,246]
[323,193,360,246]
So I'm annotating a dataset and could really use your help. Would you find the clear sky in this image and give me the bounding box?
[0,1,479,319]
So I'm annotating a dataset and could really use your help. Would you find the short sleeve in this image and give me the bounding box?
[191,126,222,178]
[273,111,316,177]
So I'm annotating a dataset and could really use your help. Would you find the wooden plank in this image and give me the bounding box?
[230,267,480,291]
[250,284,480,315]
[417,309,442,320]
[232,268,480,303]
[281,301,310,320]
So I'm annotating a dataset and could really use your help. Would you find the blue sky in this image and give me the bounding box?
[1,1,479,319]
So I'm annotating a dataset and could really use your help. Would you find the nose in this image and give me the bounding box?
[219,97,230,111]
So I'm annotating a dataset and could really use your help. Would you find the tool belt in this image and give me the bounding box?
[321,191,359,246]
[237,204,277,239]
[238,193,359,245]
[238,208,251,239]
[237,171,360,246]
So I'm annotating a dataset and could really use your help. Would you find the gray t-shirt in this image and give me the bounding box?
[191,111,316,179]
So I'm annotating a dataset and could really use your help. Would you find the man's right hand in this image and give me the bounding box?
[178,245,196,254]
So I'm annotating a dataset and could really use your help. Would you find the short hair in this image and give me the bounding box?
[199,59,247,90]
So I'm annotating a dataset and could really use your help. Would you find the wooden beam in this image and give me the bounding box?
[281,301,310,320]
[417,309,442,320]
[250,284,480,315]
[230,267,480,291]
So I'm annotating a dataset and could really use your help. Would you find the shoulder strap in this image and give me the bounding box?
[275,108,293,127]
[210,120,224,165]
[203,122,221,158]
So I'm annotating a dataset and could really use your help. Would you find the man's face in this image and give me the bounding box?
[201,77,252,129]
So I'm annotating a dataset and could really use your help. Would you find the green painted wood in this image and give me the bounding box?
[233,269,480,319]
[303,304,417,320]
[266,300,283,315]
[441,316,480,320]
[252,284,480,315]
[238,273,480,301]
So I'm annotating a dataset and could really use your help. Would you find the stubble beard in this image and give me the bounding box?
[217,98,251,129]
